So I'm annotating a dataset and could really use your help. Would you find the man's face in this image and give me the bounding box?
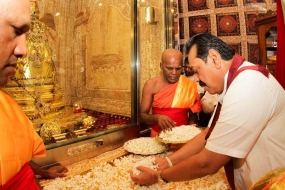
[187,45,224,94]
[184,63,195,77]
[161,57,183,84]
[0,0,30,87]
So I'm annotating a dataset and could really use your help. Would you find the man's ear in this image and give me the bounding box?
[208,49,221,69]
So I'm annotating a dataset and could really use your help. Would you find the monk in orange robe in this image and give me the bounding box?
[140,49,202,137]
[0,91,46,189]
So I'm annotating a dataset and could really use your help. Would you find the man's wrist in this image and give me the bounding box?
[165,157,173,167]
[40,169,50,178]
[153,114,159,123]
[158,170,169,183]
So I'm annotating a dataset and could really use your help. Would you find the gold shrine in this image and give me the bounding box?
[4,2,63,120]
[3,1,90,144]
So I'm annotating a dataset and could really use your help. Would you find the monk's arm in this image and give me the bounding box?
[140,79,175,130]
[140,80,158,125]
[30,161,68,179]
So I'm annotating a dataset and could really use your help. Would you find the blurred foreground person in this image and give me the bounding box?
[131,33,285,190]
[0,0,67,189]
[250,167,285,190]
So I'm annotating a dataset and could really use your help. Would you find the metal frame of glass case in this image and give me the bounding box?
[33,0,140,168]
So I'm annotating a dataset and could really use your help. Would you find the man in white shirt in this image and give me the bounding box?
[130,33,285,190]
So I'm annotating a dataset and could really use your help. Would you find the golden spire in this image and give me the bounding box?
[30,0,40,19]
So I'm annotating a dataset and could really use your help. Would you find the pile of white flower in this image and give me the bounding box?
[159,125,201,143]
[43,152,230,190]
[124,137,166,155]
[132,156,158,176]
[43,151,230,190]
[43,153,171,190]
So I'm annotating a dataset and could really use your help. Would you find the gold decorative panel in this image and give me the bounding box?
[138,0,166,96]
[34,0,134,117]
[27,0,166,117]
[85,1,131,91]
[82,0,132,116]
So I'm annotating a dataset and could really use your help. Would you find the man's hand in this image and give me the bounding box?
[156,115,176,130]
[42,165,68,179]
[30,161,68,179]
[154,156,170,171]
[130,166,159,185]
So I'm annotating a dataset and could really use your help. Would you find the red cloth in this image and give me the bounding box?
[0,163,40,190]
[151,107,189,134]
[275,0,285,89]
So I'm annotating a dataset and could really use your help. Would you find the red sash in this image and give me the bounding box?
[205,54,269,190]
[151,107,189,133]
[0,163,40,190]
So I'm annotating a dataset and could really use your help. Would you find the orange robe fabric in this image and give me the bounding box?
[0,90,46,186]
[151,75,202,134]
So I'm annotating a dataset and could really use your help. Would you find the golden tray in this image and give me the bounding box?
[155,135,189,145]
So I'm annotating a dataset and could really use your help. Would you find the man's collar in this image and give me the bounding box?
[218,71,229,105]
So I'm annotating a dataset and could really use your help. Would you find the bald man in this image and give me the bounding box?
[0,0,67,189]
[140,48,202,137]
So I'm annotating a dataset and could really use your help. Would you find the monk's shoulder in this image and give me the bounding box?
[144,76,166,93]
[145,76,159,85]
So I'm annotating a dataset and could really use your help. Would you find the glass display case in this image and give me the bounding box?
[3,0,140,168]
[2,0,175,168]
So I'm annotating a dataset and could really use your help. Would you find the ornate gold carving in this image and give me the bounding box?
[3,0,65,132]
[88,54,129,90]
[75,10,90,28]
[81,0,132,116]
